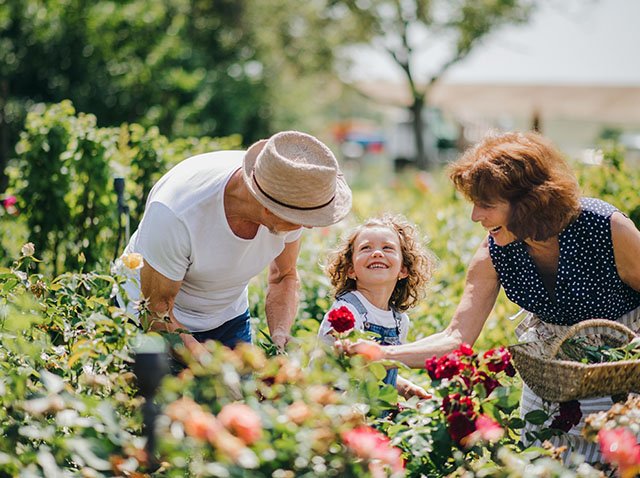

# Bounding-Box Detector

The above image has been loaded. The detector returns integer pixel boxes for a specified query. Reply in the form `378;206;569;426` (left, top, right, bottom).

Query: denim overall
337;292;402;388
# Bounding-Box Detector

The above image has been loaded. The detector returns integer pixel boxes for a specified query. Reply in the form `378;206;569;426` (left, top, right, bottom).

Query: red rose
328;306;356;333
435;355;465;380
425;355;439;379
455;343;475;357
550;400;582;432
473;371;501;396
442;393;475;417
483;346;516;376
447;411;476;444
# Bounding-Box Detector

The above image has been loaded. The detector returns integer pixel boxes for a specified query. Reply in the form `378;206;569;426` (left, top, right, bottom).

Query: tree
0;0;369;193
335;0;534;168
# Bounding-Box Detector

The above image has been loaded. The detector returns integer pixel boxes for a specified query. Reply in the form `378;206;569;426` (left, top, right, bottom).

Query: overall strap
337;291;370;328
391;307;402;335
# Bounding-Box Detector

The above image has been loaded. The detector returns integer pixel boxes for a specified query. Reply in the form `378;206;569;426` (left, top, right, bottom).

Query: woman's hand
336;339;385;361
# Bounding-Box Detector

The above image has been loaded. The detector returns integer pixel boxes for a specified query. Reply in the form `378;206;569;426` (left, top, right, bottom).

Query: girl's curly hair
325;213;436;311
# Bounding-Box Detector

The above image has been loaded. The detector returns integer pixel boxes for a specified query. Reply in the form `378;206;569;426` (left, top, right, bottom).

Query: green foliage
8;101;241;272
0;0;367;194
575;145;640;229
0;246;410;477
0;0;269;142
0;248;143;478
0;248;606;476
13;101;117;274
3;143;637;475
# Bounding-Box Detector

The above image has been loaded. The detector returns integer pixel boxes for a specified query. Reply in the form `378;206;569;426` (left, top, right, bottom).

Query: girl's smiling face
347;226;408;287
471;200;517;246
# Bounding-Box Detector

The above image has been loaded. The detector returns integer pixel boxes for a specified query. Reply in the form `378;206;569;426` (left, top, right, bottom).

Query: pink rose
217;402;263;445
342;426;405;474
598;428;640;478
475;414;504;443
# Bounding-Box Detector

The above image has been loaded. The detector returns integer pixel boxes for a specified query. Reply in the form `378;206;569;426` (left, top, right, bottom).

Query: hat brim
243;140;352;227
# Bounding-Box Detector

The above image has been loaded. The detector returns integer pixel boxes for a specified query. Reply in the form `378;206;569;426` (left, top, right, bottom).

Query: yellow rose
122;253;143;269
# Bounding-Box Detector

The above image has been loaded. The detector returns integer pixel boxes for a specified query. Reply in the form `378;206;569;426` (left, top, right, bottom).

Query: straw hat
243;131;352;227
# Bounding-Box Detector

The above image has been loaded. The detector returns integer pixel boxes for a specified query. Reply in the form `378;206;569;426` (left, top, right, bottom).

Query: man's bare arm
265;237;302;349
140;262;207;361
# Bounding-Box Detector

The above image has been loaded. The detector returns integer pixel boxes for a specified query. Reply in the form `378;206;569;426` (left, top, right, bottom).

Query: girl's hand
336;339;384;361
396;376;431;400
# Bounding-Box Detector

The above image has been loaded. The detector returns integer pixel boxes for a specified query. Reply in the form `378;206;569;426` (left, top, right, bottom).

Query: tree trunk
410;98;428;169
0;80;9;193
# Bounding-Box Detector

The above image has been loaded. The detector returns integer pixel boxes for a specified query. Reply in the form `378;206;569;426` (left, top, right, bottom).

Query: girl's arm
344;238;500;368
611;211;640;291
396;376;431;399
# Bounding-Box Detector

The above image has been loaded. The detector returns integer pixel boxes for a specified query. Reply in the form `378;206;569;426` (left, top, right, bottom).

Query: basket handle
549;318;638;359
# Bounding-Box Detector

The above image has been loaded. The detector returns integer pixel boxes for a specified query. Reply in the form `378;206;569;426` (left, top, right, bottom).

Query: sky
347;0;640;86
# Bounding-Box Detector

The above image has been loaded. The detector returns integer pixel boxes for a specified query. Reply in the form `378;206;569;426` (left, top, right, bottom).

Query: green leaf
2;279;18;292
369;362;387;381
524;409;549;425
487;385;521;411
160;331;185;351
377;384;398;405
508;417;526;429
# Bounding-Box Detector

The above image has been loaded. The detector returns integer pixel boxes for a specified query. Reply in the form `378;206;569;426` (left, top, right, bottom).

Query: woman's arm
345;239;501;368
611;211;640;291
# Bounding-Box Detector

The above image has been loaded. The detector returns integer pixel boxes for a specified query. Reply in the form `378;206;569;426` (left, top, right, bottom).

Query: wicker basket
508;319;640;402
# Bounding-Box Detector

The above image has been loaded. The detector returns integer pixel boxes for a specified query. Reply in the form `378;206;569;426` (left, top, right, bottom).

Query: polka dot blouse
488;198;640;325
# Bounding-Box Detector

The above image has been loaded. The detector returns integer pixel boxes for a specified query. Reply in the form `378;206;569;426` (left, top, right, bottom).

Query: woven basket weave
508;319;640;402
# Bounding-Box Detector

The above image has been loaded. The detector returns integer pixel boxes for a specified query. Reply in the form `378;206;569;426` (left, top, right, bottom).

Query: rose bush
2;116;637;476
0;245;607;478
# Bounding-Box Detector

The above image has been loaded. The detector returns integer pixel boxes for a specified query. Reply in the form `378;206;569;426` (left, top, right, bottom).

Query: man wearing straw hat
118;131;352;362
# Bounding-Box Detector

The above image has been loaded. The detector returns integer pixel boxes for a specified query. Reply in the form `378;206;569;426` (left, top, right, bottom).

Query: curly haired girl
318;213;436;398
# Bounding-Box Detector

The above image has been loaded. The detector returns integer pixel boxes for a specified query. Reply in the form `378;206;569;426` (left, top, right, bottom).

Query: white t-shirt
317;290;410;345
119;150;303;332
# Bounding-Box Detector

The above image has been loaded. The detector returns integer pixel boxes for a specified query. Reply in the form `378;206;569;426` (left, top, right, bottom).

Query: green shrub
9;101;241;273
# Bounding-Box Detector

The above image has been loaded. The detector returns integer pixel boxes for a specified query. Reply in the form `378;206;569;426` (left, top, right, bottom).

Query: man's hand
180;333;211;362
271;329;292;351
265;238;302;353
140;263;206;365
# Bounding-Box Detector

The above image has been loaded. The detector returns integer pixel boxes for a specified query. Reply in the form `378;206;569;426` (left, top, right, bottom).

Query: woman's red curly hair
448;131;582;241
